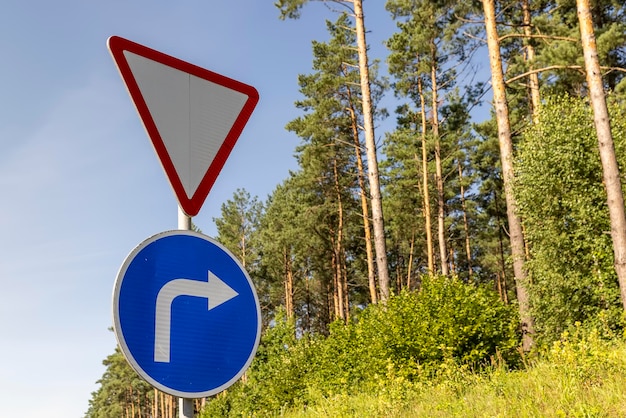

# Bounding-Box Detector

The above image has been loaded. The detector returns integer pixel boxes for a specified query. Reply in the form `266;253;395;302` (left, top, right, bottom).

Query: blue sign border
112;230;261;398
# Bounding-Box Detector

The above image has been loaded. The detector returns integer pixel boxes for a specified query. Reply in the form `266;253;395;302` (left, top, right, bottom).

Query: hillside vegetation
200;278;626;417
280;332;626;417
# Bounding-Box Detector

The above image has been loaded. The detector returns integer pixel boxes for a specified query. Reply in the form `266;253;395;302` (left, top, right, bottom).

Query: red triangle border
107;36;259;217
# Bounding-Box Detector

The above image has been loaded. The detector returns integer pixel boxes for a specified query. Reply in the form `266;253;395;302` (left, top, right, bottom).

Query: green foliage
260;12;387;329
275;0;308;20
201;277;520;416
515;94;626;343
282;329;626;417
500;0;625;105
347;276;520;375
545;323;626;384
214;188;263;271
213;188;276;326
85;346;153;418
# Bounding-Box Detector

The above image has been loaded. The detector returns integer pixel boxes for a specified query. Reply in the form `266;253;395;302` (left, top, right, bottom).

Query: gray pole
179;396;194;418
178;205;192;231
178;205;195;418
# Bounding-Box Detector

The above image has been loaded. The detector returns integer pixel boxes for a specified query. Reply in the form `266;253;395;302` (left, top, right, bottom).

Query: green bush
201;276;520;416
349;276;520;378
285;330;626;417
515;95;626;343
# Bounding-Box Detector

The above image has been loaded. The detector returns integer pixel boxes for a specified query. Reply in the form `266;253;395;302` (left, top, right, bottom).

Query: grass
282;332;626;418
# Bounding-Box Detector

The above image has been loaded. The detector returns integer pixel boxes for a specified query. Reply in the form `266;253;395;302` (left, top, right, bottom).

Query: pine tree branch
463;31;486;43
505;65;625;84
505;65;585;84
498;33;578;43
602;67;626;75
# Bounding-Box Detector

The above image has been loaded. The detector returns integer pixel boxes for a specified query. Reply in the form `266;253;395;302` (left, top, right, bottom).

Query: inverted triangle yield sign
107;36;259;216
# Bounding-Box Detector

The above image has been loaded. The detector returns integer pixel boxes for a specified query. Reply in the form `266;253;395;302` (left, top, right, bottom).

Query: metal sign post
178;205;193;418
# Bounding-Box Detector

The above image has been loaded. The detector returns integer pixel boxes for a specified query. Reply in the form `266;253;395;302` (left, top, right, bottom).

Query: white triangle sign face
107;36;259;216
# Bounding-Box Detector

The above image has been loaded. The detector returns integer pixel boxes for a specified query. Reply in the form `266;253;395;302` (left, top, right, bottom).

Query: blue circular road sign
112;230;261;398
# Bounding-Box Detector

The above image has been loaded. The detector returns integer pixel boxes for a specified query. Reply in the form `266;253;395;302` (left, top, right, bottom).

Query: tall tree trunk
130;386;135;418
495;190;509;303
450;246;457;275
305;266;312;332
407;230;415;288
332;156;348;320
354;0;391;300
160;389;165;418
346;102;377;303
325;274;333;325
283;248;295;318
458;161;473;276
577;0;626;311
430;43;449;276
496;271;508;303
153;388;157;418
340;243;349;319
239;212;247;269
331;249;341;320
522;0;541;122
418;77;435;274
482;0;535;351
396;258;403;291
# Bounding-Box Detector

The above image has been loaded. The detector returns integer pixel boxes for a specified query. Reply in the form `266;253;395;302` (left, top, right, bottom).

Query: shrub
202;276;521;416
303;275;520;395
352;276;521;377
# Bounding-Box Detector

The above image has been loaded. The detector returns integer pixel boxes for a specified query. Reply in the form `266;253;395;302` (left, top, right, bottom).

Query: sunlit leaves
515;95;626;342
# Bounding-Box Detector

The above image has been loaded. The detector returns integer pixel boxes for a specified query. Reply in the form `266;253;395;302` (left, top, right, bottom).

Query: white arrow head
206;271;239;310
154;270;239;363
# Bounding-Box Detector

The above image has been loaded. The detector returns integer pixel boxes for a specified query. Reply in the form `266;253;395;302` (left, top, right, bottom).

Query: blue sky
0;1;404;416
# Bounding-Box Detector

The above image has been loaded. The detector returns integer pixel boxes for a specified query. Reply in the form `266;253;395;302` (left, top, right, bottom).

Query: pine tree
85;345;178;418
276;0;392;301
384;0;481;279
214;188;263;271
285;15;369;321
259;180;305;324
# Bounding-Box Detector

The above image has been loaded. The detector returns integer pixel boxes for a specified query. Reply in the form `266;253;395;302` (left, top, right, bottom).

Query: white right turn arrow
154;271;238;363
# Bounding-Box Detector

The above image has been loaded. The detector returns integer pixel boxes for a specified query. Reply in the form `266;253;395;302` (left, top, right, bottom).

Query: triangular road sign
107;36;259;216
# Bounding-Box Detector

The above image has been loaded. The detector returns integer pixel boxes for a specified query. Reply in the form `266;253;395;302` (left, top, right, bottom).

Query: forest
86;0;626;416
